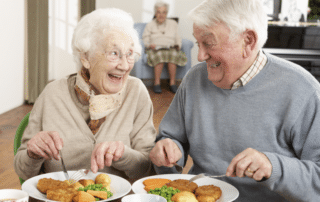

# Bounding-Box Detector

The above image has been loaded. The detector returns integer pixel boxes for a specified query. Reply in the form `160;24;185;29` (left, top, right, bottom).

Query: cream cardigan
142;19;182;49
14;74;157;180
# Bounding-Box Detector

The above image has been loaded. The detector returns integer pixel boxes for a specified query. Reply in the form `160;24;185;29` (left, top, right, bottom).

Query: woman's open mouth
108;74;123;81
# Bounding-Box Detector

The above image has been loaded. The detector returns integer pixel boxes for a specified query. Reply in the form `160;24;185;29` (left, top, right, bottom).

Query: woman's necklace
157;21;166;35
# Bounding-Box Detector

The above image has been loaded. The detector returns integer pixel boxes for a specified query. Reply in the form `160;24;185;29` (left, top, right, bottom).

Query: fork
189;173;227;182
68;169;90;185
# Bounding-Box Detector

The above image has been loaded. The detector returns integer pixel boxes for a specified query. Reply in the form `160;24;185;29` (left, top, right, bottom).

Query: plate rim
131;173;239;202
21;171;132;202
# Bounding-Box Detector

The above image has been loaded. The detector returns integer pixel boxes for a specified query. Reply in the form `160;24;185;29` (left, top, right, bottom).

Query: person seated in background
142;1;187;94
14;8;157;181
149;0;320;201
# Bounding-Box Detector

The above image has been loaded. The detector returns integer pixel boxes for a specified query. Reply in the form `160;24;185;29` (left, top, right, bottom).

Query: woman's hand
226;148;272;181
173;45;180;51
149;44;156;50
27;131;63;160
149;138;182;168
90;141;125;173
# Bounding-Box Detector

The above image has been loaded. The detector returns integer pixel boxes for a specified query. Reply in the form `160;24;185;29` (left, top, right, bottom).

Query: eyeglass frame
105;49;140;64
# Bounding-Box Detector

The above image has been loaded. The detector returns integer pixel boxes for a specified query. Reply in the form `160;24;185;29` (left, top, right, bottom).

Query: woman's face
81;29;135;94
155;6;167;24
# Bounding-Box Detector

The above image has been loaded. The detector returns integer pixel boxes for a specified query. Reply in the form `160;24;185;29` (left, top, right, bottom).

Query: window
48;0;79;80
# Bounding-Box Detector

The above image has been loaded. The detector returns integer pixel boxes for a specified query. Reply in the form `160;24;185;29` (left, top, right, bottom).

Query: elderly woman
142;1;187;94
14;8;157;181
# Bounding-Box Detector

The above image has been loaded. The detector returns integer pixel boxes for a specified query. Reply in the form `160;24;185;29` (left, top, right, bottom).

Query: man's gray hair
188;0;268;50
154;1;169;14
72;8;142;70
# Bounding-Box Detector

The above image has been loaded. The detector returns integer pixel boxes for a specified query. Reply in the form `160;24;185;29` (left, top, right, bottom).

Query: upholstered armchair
131;22;194;80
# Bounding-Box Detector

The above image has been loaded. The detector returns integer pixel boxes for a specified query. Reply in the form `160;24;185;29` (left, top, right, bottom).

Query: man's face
193;23;248;89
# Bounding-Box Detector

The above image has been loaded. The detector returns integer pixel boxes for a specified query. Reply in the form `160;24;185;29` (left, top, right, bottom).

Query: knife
59;150;69;180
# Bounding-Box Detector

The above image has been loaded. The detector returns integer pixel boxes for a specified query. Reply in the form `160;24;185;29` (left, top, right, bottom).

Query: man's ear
80;52;91;69
242;29;258;58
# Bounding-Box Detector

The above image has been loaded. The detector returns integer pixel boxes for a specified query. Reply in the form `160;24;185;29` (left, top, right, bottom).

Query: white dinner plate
132;174;239;202
21;171;131;202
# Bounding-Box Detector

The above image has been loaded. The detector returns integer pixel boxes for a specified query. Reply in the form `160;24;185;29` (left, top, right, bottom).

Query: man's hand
27;131;63;160
91;141;125;173
226;148;272;181
149;138;182;168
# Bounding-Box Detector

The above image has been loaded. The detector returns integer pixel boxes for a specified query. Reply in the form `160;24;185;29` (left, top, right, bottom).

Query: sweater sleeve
261;91;320;201
13;88;46;180
111;81;157;178
173;21;182;49
142;22;153;48
153;80;189;174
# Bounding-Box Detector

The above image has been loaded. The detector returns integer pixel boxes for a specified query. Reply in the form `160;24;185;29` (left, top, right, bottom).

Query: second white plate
132;174;239;202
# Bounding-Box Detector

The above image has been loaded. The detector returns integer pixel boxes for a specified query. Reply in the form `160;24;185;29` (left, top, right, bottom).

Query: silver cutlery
68;169;90;185
189;173;227;182
173;163;183;173
59;150;69;180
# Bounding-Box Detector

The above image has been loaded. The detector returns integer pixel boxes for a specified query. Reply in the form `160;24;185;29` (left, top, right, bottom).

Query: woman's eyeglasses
106;49;140;64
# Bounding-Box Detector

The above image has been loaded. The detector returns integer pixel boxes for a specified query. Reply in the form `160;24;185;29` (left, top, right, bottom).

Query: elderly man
149;0;320;201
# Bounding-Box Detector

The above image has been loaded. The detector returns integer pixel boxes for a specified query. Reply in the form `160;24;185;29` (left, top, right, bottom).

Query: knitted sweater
155;53;320;201
142;19;182;49
14;74;157;180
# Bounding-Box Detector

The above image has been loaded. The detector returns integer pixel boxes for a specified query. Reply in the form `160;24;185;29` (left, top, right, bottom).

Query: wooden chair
13;112;30;185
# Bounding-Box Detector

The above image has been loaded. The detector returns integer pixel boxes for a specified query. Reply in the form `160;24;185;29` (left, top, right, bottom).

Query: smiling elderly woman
14;8;157;180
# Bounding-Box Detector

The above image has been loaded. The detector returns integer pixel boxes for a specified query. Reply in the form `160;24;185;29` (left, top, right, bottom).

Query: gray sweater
155;53;320;201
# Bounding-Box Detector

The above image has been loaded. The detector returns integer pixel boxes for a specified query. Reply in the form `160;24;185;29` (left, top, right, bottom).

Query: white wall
0;1;25;115
96;0;202;68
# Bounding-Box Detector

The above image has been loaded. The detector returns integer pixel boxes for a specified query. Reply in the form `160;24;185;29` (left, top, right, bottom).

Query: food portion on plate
143;178;222;202
36;173;113;202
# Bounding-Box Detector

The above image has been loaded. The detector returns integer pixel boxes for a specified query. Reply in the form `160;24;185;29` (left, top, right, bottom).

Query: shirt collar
231;49;267;90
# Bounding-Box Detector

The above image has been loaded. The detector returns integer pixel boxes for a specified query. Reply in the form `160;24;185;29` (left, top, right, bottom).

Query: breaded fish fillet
37;178;70;193
166;179;198;192
143;178;171;186
143;178;172;192
195;185;222;202
47;188;78;202
171;191;198;202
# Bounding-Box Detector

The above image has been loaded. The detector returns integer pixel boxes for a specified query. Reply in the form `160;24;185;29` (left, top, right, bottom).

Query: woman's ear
80;52;91;69
242;29;258;58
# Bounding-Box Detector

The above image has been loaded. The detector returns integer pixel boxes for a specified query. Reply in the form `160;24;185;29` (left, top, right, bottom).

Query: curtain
25;0;48;104
80;0;96;17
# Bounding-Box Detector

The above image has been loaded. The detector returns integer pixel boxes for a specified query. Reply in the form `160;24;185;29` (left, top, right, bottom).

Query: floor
0;82;193;189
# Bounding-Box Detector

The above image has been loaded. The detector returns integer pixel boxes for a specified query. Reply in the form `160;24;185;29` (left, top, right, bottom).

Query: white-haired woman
142;1;187;93
14;8;157;180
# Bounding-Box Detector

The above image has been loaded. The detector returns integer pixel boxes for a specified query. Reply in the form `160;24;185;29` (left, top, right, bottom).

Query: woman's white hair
188;0;268;50
72;8;142;70
154;1;169;14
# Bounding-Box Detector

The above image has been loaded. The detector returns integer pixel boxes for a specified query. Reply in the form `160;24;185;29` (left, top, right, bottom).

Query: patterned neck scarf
74;67;126;134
